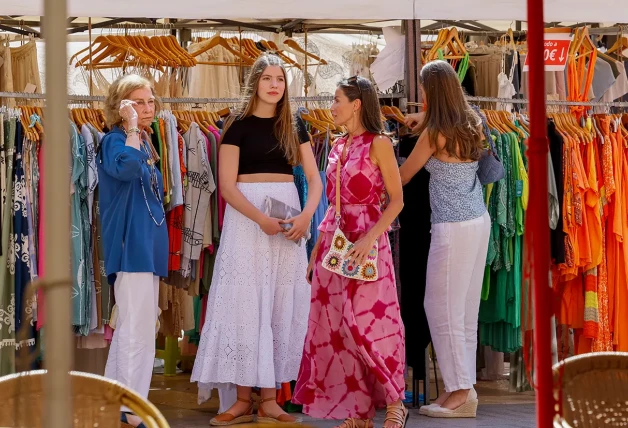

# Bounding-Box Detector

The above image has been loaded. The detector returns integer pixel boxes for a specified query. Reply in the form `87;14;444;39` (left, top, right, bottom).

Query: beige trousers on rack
104;272;159;411
425;212;491;392
10;41;42;106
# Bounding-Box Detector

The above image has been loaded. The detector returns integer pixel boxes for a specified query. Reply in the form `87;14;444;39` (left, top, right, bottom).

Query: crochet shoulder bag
321;139;379;281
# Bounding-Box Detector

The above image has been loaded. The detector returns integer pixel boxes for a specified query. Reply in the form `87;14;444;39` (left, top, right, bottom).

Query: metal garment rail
0;92;404;103
4;91;627;108
466;95;628;108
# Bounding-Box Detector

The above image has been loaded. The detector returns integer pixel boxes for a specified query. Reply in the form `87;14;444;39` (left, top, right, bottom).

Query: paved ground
300;405;536;427
149;372;536;427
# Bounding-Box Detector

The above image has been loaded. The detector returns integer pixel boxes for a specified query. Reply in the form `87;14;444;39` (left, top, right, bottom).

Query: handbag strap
486;132;498;154
335;136;351;224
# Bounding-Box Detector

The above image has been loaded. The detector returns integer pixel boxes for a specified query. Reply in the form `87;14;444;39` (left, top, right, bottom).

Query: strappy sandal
257;396;302;424
335;418;373;428
210;396;255;426
384;402;409;428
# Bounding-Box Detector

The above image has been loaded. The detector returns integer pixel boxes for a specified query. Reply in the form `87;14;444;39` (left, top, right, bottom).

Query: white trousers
104;272;159;410
424;212;491;392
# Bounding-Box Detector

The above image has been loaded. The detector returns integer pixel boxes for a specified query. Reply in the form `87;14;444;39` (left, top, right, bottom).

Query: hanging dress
0;116;16;374
12;121;37;366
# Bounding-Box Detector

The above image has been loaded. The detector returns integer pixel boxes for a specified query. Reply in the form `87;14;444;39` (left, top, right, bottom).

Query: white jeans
425;212;491;392
104;272;159;410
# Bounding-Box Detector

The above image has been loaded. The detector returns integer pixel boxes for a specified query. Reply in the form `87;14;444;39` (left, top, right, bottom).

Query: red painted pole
526;1;554;427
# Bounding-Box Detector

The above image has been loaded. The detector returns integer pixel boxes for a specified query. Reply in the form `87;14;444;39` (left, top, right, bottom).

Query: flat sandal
257;396;302;424
335;418;373;428
210;396;255;426
384;403;409;428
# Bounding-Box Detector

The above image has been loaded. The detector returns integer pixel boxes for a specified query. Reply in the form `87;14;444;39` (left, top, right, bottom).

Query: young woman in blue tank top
399;60;491;419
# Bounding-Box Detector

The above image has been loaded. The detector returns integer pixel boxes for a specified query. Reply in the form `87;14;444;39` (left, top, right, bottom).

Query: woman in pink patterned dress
293;76;407;428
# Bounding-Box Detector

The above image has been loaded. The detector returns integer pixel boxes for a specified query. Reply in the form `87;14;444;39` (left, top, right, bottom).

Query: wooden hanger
190;34;255;66
382;106;405;124
516;113;530;134
73;35;157;70
300;111;329;133
482;109;504;133
496;111;525;139
607;35;628;57
566;112;592;143
262;40;301;69
283;38;327;65
425;28;450;62
498;28;516;51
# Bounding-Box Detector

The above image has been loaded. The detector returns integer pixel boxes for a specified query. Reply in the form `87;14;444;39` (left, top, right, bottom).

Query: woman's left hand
280;214;311;242
346;235;376;267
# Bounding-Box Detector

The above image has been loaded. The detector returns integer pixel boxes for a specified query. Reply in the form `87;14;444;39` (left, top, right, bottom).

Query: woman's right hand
258;216;284;236
119;99;139;125
404;112;425;131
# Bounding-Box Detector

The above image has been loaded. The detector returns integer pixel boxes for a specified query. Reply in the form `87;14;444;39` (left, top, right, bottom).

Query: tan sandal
384;402;409;428
257;396;302;424
210;396;255;426
335;418;373;428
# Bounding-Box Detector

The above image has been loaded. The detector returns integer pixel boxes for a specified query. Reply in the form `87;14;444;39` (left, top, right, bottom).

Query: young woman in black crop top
191;54;322;426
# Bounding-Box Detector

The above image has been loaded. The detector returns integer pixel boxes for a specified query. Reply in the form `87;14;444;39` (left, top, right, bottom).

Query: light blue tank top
424;157;487;224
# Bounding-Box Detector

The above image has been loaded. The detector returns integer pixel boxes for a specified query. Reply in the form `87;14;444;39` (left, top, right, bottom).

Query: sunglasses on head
347;75;362;96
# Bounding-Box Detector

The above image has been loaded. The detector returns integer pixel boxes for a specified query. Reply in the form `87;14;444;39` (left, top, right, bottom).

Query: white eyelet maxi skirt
191;182;310;401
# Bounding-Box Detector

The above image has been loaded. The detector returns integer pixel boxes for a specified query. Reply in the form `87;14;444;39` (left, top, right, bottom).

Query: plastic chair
553;352;628;427
0;369;170;428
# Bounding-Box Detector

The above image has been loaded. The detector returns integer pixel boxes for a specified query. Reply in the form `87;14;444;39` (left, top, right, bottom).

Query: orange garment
607;129;624;340
615;134;628;351
558;276;585;329
570;141;593;269
566;42;597;120
560;134;579;279
276;382;293;406
582;141;603;270
592;136;613;352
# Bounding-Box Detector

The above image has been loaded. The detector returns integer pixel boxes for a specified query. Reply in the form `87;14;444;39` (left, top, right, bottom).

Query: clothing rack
465;95;628;108
0;92;404;104
10;91;625;111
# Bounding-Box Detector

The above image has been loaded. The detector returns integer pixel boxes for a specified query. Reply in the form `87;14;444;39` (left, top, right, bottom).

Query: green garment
0;117;16;375
70;122;91;335
479;130;526;354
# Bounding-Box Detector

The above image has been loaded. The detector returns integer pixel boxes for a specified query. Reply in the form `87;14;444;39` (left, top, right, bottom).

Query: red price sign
523;32;572;72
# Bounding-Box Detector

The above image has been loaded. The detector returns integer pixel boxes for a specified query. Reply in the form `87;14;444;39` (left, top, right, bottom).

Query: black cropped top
221;114;310;175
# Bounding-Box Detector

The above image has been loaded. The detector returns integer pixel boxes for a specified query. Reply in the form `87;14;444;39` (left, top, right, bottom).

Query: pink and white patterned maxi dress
293;132;406;420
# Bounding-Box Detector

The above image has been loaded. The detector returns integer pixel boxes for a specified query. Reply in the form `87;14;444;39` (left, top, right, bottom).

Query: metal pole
42;0;72;426
304;25;308;109
526;0;553;426
88;17;93;98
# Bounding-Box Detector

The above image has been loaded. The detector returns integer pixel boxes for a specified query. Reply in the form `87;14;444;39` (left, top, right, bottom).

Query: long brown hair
222;54;301;165
337;76;384;134
416;60;483;161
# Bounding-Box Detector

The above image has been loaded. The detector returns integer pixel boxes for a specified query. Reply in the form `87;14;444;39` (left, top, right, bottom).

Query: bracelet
126;126;141;135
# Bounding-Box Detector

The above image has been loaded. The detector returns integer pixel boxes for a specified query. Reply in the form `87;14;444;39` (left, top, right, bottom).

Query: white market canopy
4;0;628;23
